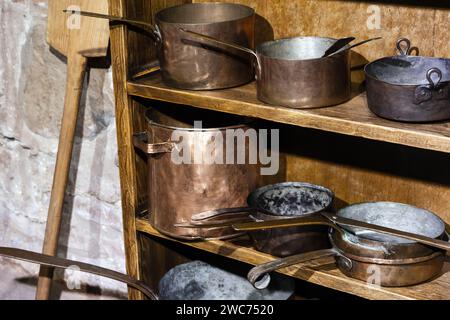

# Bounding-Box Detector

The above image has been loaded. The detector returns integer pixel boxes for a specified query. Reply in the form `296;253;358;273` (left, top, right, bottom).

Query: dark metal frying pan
178;182;334;257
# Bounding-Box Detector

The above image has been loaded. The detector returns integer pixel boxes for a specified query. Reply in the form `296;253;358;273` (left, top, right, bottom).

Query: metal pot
158;261;294;300
181;30;353;108
245;202;448;288
365;38;450;122
181;182;334;257
133;106;261;240
74;3;255;90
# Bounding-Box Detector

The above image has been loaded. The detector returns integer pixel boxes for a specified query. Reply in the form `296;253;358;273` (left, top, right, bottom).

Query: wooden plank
109;0;143;300
194;0;450;59
128;76;450;154
136;218;450;301
47;0;110;57
281;127;450;224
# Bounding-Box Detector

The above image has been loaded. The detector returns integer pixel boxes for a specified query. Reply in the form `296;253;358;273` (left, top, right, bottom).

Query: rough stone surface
0;0;127;299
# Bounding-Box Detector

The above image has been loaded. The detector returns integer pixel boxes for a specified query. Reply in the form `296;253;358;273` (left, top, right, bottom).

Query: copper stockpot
245;202;448;289
133;106;261;240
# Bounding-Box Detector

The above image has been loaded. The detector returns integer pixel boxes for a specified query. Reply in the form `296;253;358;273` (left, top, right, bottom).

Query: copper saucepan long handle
64;10;157;32
327;37;382;57
247;249;338;289
234;212;450;252
321;212;450;252
175;207;255;229
233;214;336;231
0;247;158;300
179;29;261;72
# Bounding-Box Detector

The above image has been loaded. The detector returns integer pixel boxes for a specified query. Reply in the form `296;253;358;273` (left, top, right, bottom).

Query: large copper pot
134;106;260;240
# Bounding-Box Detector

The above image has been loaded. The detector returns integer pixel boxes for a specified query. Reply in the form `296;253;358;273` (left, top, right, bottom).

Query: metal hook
426;68;443;89
396;38;412;56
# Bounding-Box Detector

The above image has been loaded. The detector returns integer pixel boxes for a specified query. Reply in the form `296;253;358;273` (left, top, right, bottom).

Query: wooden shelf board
136;217;450;300
128;75;450;154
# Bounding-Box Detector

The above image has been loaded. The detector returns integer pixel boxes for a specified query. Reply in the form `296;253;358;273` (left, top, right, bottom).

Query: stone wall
0;0;126;299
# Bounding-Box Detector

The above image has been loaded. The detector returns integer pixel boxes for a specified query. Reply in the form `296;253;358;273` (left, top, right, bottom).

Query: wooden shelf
128;75;450;154
136;217;450;301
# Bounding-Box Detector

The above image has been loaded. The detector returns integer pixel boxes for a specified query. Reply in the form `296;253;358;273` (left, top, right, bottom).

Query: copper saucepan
68;3;255;90
235;202;449;288
180;29;381;108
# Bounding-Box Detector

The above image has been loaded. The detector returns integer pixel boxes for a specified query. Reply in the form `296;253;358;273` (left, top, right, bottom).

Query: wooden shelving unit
108;0;450;300
128;76;450;154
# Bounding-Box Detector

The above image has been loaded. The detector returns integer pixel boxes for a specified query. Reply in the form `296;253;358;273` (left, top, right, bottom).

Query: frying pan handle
0;247;158;300
178;28;262;78
247;249;338;290
133;132;175;154
191;207;255;221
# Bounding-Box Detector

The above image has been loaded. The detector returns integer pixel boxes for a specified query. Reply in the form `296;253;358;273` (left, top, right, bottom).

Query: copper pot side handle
321;212;450;252
133;132;175;154
0;247;158;300
247;249;338;290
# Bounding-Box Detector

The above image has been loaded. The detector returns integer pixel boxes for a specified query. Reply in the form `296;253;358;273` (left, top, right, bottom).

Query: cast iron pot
183;182;334;257
365;38;450;122
244;202;448;288
133;105;261;240
74;3;255;90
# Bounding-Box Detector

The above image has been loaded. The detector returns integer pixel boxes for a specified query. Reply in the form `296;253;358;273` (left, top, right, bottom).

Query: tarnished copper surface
256;38;352;109
135;107;260;240
156;3;255;90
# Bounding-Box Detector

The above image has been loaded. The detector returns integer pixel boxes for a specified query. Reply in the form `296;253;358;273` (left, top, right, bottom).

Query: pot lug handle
133;132;175;154
426;68;443;89
247;249;338;290
179;28;261;78
396;38;412;56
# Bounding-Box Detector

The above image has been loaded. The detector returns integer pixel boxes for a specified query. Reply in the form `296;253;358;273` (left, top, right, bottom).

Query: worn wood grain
47;0;110;57
194;0;450;60
128;76;450;154
136;218;450;301
109;0;144;300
